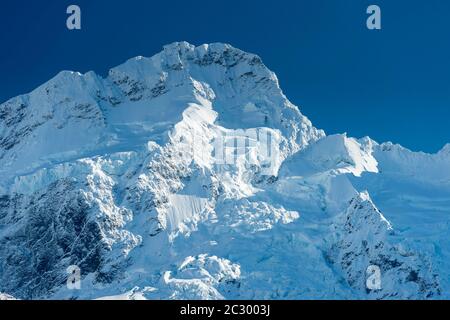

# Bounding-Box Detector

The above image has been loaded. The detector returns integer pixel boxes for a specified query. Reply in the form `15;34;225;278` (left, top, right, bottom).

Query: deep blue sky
1;0;449;152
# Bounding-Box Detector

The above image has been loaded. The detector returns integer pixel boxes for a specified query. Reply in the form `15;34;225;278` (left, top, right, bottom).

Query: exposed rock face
329;192;440;299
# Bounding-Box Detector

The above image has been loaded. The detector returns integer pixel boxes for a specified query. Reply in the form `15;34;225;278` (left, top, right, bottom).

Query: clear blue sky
1;0;449;152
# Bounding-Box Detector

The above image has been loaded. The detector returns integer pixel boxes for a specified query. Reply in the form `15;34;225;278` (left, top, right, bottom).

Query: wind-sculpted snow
0;293;17;300
161;255;241;300
0;42;447;299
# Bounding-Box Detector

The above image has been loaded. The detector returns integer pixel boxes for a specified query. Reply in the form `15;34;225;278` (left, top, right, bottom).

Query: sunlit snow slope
0;42;448;300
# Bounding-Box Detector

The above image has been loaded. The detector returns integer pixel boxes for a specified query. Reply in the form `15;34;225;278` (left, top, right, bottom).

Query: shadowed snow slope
0;42;448;300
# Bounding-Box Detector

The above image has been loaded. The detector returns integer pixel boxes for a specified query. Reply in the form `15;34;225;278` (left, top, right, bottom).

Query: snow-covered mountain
0;42;448;300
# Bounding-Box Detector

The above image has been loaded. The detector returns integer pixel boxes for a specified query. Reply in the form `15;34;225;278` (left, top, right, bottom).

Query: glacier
0;42;448;300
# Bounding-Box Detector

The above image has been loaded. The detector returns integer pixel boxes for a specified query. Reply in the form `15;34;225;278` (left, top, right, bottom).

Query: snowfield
0;42;448;300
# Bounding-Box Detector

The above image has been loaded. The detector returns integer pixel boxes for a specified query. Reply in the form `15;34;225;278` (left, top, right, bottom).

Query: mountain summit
0;42;448;299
